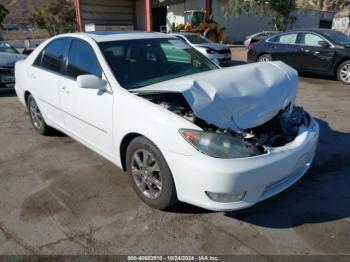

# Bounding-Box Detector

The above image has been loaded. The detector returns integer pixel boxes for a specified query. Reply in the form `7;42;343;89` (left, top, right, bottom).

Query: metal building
74;0;334;43
74;0;212;33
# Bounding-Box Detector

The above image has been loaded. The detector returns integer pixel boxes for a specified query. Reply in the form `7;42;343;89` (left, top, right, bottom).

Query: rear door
296;32;335;72
267;32;300;69
28;38;70;128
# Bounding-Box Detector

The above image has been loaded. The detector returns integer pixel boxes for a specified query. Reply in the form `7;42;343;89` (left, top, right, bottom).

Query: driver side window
302;33;325;47
65;40;102;79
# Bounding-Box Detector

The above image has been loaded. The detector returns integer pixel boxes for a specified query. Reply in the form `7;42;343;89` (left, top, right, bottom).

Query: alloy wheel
131;149;162;199
259;57;270;62
29;99;44;130
339;63;350;83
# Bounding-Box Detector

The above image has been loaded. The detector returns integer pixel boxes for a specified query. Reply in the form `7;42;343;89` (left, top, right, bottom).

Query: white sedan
15;32;319;211
170;32;231;64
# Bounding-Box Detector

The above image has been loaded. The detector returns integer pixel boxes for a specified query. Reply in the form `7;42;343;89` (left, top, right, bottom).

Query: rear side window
278;33;298;44
66;40;102;79
268;35;279;42
35;39;70;73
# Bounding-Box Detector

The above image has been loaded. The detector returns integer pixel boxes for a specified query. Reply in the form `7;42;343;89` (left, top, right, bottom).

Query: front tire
257;54;272;62
27;95;56;136
337;60;350;85
126;137;178;210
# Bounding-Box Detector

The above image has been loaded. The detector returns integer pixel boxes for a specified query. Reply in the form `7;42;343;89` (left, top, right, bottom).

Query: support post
74;0;83;32
205;0;212;20
145;0;152;32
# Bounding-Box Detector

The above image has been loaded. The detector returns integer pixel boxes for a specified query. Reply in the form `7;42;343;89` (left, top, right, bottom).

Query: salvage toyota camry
14;32;319;211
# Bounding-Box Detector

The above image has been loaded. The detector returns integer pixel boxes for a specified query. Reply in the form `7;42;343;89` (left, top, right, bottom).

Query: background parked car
243;31;278;47
22;48;35;56
0;42;27;88
247;29;350;85
170;32;231;65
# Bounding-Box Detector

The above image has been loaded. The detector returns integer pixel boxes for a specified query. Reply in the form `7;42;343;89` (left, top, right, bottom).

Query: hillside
1;0;45;23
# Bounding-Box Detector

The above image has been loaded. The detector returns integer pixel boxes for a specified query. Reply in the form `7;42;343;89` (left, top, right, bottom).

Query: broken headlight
180;129;261;159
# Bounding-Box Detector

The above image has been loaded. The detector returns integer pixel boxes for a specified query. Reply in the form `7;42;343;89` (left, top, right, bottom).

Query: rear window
185;34;210;44
0;43;18;54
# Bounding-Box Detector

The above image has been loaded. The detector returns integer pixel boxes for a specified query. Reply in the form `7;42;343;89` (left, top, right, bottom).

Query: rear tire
126;136;178;210
27;95;56;136
257;54;272;62
337;60;350;85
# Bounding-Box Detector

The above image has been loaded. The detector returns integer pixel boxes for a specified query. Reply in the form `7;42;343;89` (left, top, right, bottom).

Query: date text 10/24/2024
127;256;220;261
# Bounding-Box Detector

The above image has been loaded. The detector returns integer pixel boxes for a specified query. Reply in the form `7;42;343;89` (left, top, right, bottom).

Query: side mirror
77;74;107;91
318;40;330;48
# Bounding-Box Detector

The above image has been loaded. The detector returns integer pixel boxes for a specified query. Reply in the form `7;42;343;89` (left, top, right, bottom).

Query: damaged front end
132;61;308;158
245;105;310;148
136;91;310;158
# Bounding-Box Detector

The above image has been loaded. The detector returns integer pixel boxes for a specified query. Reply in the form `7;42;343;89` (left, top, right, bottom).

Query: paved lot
0;48;350;255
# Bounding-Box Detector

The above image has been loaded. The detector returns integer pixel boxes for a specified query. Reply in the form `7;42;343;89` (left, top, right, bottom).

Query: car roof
60;31;175;42
283;28;338;34
257;31;276;34
170;32;200;37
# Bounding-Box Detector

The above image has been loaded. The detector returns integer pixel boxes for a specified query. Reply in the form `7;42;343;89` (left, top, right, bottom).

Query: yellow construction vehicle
175;10;225;43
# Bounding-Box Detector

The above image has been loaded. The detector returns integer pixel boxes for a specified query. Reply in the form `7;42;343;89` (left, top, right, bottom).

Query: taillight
248;44;254;50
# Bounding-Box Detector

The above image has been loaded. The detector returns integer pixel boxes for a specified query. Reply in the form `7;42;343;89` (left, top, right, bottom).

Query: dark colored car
0;42;27;88
247;29;350;85
243;31;278;47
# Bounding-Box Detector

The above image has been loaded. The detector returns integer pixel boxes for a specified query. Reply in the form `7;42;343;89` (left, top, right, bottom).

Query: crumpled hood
134;61;299;130
0;52;27;68
194;42;230;51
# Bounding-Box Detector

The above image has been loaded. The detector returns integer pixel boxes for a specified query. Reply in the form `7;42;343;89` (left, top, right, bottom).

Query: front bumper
0;67;15;88
162;118;319;211
207;52;232;62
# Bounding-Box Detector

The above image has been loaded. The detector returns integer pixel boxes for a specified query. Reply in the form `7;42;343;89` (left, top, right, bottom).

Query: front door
297;32;335;73
60;39;114;159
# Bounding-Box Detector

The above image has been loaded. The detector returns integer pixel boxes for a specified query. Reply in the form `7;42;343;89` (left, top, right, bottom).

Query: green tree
31;0;75;36
228;0;297;31
303;0;350;11
0;4;9;40
0;4;9;29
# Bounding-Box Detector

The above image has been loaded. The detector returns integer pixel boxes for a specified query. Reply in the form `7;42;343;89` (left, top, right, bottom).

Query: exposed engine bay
137;92;310;154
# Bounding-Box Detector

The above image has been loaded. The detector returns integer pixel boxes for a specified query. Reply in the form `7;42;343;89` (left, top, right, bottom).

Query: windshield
323;31;350;45
0;43;18;54
99;38;218;90
184;11;205;26
185;34;210;44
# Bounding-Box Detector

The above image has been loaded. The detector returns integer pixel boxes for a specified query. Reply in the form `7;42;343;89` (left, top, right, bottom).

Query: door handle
30;73;37;79
61;86;70;94
301;49;319;55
